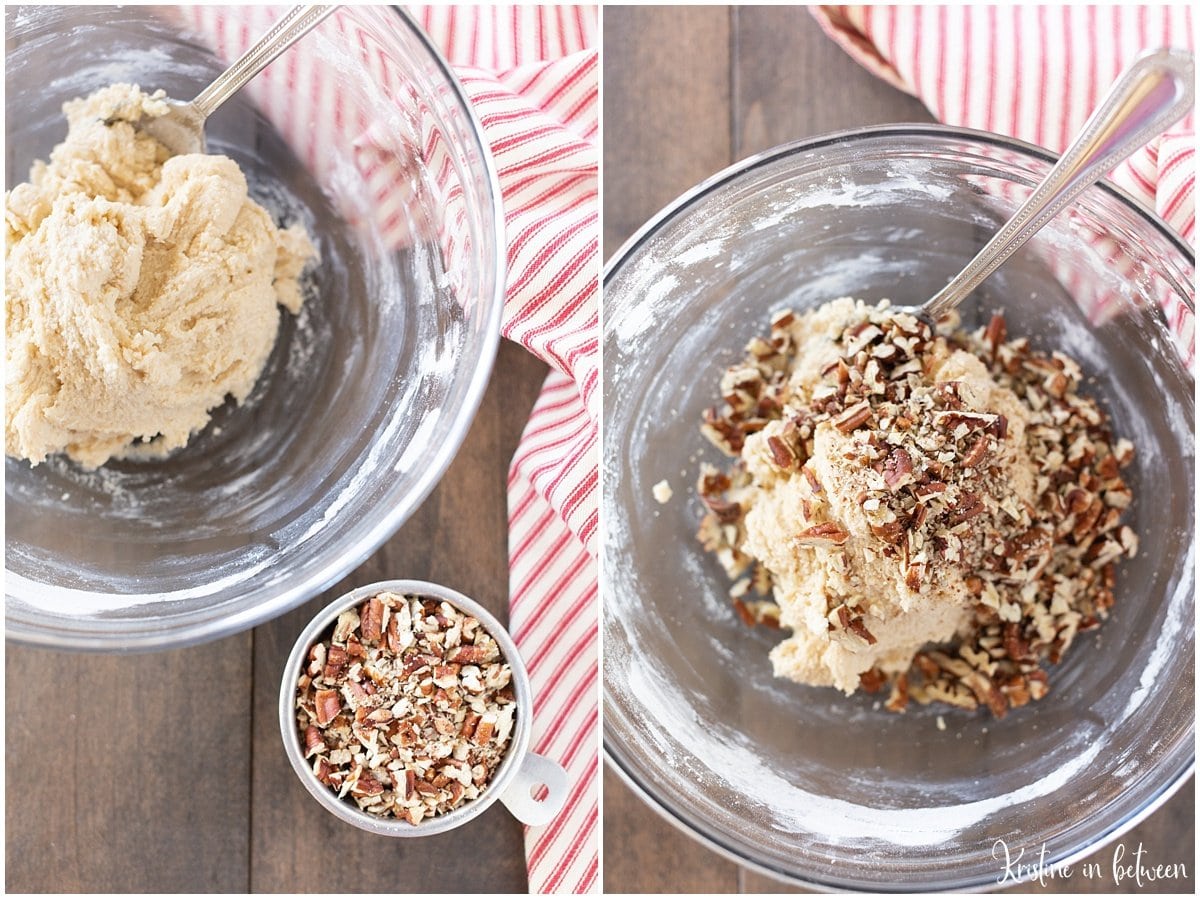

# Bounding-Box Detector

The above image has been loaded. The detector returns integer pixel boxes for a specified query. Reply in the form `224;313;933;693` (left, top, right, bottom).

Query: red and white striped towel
413;6;600;894
812;5;1195;245
175;5;598;893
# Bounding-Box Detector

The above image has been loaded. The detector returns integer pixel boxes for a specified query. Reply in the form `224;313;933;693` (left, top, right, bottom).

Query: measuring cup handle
498;751;569;827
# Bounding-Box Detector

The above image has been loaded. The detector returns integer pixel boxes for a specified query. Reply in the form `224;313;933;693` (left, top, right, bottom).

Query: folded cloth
175;5;598;893
812;5;1195;244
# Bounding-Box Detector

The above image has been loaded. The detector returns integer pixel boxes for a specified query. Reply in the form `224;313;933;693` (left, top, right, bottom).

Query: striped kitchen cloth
174;5;599;893
812;5;1195;244
412;7;600;894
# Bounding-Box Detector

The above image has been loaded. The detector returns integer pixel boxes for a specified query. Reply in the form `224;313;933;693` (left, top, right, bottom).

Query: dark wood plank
601;9;736;888
249;339;548;893
5;637;253;892
732;6;934;155
602;765;740;894
602;5;733;260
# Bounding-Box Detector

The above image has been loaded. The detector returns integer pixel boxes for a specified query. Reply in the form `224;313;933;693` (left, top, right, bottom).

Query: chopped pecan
1002;623;1030;662
352;772;385;798
859;667;887;693
833;401;872;433
869;520;906;545
701;495;743;523
446;644;490;664
904;563;925;591
314;690;341;727
360;597;384;644
846;616;877;645
314;757;334;785
802;465;823;494
296;592;515;823
961;436;990;468
796;522;850;546
304;725;326;758
474;715;496;745
324;645;349;680
460;712;481;740
947;492;985;525
766;435;796;469
882;447;914;490
731;596;756;627
983;313;1006;359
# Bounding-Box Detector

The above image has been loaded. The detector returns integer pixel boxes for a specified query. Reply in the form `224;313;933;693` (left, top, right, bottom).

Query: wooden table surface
5;340;548;893
601;6;1195;894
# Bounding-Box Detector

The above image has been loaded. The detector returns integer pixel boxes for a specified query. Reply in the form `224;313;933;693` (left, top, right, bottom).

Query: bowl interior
603;128;1194;890
5;6;502;649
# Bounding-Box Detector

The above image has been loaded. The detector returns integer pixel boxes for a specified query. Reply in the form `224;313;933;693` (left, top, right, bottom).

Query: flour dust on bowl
5;6;504;650
280;580;569;836
602;127;1194;891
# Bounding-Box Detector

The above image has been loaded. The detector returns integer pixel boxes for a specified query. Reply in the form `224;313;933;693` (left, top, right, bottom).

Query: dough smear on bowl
697;298;1138;717
5;83;315;468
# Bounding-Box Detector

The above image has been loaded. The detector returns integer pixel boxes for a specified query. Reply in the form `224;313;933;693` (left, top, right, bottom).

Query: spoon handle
924;47;1194;319
191;5;338;119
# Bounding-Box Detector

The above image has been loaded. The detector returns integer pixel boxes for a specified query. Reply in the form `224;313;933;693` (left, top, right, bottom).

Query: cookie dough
698;298;1137;715
737;301;1034;692
5;83;314;467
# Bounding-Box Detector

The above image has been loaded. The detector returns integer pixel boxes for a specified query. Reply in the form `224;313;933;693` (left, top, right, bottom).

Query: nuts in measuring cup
295;591;516;824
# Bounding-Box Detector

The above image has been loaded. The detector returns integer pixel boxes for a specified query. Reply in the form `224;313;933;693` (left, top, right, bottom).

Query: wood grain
732;6;933;158
602;765;740;894
601;5;1194;894
602;5;732;260
5;639;253;892
248;340;546;893
6;340;548;893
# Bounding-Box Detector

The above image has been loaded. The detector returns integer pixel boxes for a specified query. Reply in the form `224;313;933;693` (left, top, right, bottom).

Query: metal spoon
921;47;1194;320
140;5;337;156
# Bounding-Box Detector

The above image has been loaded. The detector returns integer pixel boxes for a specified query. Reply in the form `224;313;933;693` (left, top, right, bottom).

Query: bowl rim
602;123;1196;298
278;579;532;837
4;6;507;652
603;743;1194;894
601;123;1196;891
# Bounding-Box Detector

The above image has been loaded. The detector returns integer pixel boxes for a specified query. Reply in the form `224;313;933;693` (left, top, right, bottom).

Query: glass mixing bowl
5;6;503;649
602;127;1194;891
